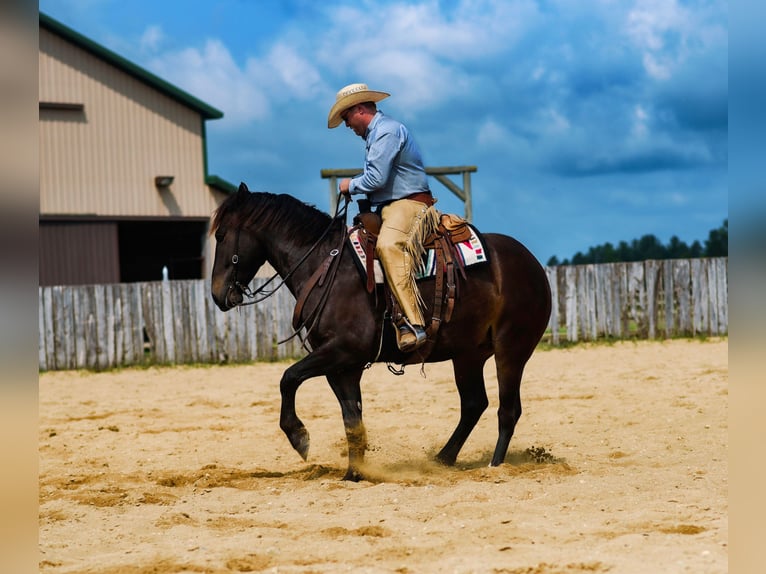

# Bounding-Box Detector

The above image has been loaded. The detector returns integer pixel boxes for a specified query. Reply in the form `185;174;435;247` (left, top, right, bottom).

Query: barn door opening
118;220;208;282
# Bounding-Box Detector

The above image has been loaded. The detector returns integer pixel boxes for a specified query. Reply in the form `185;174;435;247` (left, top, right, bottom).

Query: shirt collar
365;111;383;139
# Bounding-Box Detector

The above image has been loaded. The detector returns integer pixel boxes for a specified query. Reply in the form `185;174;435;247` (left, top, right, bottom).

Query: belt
374;192;434;213
402;191;435;206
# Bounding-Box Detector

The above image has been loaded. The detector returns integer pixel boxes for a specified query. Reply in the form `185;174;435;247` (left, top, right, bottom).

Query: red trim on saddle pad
348;224;489;286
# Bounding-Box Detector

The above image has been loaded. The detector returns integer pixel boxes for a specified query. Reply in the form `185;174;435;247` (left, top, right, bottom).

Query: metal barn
39;13;235;286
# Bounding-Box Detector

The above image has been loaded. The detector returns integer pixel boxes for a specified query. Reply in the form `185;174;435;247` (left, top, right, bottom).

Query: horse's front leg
278;349;339;461
327;370;366;481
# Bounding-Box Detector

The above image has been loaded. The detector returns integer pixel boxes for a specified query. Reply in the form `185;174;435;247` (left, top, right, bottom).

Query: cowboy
328;83;438;352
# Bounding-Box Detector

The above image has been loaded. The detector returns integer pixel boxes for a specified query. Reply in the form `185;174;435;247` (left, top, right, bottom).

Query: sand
39;338;728;574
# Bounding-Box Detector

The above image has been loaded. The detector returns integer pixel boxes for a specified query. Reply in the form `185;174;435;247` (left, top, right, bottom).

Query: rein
229;196;349;336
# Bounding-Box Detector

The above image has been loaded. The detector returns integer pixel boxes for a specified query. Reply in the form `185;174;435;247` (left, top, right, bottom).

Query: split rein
227;195;351;342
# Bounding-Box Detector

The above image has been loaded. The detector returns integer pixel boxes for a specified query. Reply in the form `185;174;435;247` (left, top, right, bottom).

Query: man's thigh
378;200;422;247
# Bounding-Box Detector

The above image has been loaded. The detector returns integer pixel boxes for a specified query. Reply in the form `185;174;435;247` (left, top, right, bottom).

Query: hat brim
327;90;390;128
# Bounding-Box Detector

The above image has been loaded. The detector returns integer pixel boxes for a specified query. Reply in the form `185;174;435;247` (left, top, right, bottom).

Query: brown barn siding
39;220;120;286
39;15;233;285
39;27;219;219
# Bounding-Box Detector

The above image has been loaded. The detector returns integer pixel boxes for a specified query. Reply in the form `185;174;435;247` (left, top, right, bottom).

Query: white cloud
148;39;270;126
626;0;684;78
264;43;324;98
139;25;163;52
542;107;570;134
631;104;649;139
144;32;327;128
375;0;534;59
641;53;670;80
625;0;726;80
315;0;541;111
476;119;510;146
133;0;556;127
666;191;689;206
368;50;469;111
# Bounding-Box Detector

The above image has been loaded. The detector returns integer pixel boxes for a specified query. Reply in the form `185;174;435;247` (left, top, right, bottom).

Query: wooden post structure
320;165;477;222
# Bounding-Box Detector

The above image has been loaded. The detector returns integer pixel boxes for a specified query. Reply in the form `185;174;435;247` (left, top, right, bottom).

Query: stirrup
395;318;427;352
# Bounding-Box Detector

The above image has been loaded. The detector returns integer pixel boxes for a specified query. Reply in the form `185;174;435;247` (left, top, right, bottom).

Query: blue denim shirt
348;112;430;207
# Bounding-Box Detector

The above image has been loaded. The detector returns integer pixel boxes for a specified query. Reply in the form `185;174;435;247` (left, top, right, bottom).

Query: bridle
224;194;350;310
224;226;255;307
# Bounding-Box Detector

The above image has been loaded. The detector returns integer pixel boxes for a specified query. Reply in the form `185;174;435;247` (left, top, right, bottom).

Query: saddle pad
348;224;488;284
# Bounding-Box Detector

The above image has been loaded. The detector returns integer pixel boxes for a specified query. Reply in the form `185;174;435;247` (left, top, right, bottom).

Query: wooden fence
38;257;727;371
544;257;727;344
38;279;304;371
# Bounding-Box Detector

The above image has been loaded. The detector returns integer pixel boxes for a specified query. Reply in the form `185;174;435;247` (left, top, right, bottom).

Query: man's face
342;105;367;138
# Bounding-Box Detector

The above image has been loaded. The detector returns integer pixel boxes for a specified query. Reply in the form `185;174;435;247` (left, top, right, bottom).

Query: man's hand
338;178;352;197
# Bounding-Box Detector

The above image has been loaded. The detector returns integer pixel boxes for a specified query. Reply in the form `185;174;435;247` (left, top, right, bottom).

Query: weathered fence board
545;267;560;345
38;258;727;371
543;257;727;344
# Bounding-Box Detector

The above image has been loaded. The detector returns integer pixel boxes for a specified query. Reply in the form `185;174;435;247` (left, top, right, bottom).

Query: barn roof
40;12;224;120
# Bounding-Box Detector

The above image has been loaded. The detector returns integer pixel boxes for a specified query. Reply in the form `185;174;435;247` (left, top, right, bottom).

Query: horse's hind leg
327;369;366;481
436;355;489;466
490;343;533;466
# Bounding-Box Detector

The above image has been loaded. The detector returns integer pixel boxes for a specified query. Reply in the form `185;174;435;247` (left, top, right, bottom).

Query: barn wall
39;27;221;220
39;220;120;286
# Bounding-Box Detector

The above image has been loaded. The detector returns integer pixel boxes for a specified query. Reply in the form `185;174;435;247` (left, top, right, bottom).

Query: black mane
211;190;337;244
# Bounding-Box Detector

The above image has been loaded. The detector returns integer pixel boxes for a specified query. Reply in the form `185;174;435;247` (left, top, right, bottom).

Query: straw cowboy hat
327;83;390;128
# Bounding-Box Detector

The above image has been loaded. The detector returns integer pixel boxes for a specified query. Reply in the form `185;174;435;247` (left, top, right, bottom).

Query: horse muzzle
212;281;243;311
224;283;245;309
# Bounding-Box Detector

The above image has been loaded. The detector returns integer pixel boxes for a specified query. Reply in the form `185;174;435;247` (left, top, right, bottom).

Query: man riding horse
328;83;439;353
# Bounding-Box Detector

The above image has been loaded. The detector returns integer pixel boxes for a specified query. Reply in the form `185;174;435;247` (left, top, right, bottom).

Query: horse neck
259;224;344;296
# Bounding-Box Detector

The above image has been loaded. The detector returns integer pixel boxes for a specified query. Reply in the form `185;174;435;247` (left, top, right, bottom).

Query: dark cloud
546;144;708;177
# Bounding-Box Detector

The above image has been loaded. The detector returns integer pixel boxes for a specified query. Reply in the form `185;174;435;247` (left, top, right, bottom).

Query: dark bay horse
210;183;551;480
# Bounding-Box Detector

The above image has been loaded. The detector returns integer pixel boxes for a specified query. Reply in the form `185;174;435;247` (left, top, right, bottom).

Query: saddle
351;211;469;340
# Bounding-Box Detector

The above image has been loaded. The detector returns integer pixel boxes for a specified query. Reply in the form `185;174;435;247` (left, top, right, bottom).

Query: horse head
210;182;268;311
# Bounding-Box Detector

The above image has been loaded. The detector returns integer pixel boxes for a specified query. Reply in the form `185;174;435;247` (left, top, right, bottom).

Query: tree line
547;219;727;266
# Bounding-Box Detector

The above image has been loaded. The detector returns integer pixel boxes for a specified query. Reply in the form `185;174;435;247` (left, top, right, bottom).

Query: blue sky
39;0;728;264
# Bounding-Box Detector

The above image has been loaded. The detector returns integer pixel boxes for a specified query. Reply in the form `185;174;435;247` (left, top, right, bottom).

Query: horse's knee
497;403;521;427
463;395;489;423
279;372;300;396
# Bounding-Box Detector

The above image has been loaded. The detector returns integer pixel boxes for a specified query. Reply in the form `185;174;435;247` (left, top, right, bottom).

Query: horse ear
238;182;249;195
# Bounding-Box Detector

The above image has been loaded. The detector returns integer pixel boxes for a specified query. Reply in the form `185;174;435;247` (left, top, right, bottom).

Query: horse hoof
290;429;310;461
343;468;364;482
435;452;456;467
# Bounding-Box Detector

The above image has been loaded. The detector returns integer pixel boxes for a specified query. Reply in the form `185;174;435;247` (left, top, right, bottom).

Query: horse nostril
225;285;244;309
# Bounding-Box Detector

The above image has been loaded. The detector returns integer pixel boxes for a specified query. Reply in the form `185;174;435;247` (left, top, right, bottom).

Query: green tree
571;251;587;265
636;234;666;260
616;240;632;262
546;218;728;265
704;219;728;256
666;235;691;259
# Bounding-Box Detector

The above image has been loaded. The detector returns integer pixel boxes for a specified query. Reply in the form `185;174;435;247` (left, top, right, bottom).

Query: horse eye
215;229;225;242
